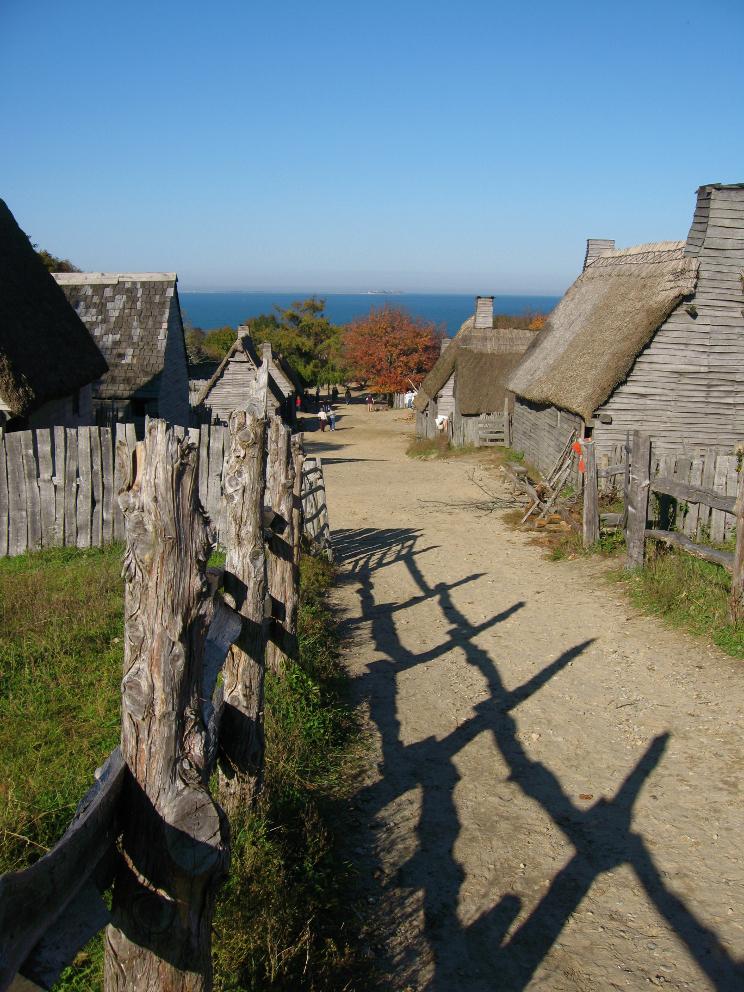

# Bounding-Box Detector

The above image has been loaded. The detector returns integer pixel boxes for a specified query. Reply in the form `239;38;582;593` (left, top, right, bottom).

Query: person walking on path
318;406;328;432
366;393;373;412
345;386;352;405
329;408;337;431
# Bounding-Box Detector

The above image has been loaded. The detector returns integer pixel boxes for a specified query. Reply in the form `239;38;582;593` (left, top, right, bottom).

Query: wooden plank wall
512;399;583;480
593;186;744;455
0;425;227;557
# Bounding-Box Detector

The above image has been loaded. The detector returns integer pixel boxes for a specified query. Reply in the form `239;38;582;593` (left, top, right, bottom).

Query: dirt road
304;402;744;992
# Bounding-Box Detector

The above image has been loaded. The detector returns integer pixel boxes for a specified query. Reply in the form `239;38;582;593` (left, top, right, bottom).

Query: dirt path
303;402;744;992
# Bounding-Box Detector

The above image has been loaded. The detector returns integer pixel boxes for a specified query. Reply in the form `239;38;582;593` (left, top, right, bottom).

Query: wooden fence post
503;396;511;448
582;440;599;547
104;420;229;992
265;418;298;675
291;435;305;568
625;431;651;570
729;465;744;623
218;411;268;814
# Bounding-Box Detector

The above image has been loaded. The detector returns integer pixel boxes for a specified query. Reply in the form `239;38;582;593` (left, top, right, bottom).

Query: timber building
0;199;107;432
415;296;534;446
508;183;744;476
54;271;190;431
194;330;288;425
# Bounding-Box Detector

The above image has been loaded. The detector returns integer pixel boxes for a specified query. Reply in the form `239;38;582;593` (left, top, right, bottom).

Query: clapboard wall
0;424;228;557
593;184;744;455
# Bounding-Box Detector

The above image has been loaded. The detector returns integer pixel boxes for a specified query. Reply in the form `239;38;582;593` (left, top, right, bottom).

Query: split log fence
0;413;332;992
0;424;331;560
579;432;744;621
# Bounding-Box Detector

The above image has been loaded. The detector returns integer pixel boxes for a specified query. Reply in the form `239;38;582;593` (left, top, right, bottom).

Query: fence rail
0;414;330;991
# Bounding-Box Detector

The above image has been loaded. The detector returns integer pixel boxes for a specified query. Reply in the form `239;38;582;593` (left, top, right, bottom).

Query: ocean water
178;292;559;335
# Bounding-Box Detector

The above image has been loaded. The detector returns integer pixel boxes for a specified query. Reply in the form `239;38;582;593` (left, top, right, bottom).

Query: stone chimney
261;341;273;364
583;239;615;270
474;295;494;329
440;337;453;353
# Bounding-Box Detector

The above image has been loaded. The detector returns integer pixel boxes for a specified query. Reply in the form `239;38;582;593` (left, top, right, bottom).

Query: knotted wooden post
104;421;229;992
218;411;267;813
265;418;298;675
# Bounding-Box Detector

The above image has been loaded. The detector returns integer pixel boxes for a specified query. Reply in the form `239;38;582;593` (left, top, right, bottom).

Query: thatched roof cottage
507;183;744;476
54;271;190;430
194;330;287;425
415;296;534;446
0;200;107;431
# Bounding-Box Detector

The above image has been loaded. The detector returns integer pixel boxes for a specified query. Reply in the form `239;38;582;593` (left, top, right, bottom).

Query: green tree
35;247;80;273
202;326;237;360
246;298;345;387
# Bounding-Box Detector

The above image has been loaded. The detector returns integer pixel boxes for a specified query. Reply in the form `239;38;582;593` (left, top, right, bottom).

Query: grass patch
406;435;475;459
610;549;744;658
0;545;124;875
1;546;365;991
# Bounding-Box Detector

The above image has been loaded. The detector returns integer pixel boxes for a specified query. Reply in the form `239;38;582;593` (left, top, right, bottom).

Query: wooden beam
625;432;651;570
650;476;735;514
645;529;734;572
0;750;124;992
729;469;744;622
582;441;599;547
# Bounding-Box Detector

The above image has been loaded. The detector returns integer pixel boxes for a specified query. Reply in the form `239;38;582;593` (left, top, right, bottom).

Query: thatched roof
54;272;184;400
0;199;108;416
507;242;699;422
414;324;534;415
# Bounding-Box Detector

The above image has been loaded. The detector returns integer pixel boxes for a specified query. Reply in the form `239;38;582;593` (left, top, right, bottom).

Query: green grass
610;549;744;659
0;546;366;991
0;545;124;875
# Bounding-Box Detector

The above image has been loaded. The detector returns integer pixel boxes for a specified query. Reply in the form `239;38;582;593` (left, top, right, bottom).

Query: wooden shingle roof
54;272;184;400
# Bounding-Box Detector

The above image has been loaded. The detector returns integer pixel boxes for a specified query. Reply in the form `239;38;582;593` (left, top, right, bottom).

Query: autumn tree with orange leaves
343;306;443;394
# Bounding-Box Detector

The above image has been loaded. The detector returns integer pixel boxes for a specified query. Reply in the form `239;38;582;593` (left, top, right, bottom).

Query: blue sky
2;0;743;294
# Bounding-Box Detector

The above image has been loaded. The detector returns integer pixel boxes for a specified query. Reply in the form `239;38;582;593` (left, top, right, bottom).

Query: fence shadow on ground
334;526;744;991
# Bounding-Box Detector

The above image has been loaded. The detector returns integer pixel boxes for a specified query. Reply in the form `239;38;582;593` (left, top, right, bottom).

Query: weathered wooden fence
301;456;333;560
0;424;328;558
580;432;744;620
0;414;329;991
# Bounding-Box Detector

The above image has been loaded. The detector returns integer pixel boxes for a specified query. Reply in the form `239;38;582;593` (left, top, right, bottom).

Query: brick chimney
583;239;615;270
474;295;494;329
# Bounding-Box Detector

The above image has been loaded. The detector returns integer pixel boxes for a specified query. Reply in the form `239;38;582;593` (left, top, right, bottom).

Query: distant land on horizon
179;291;561;335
